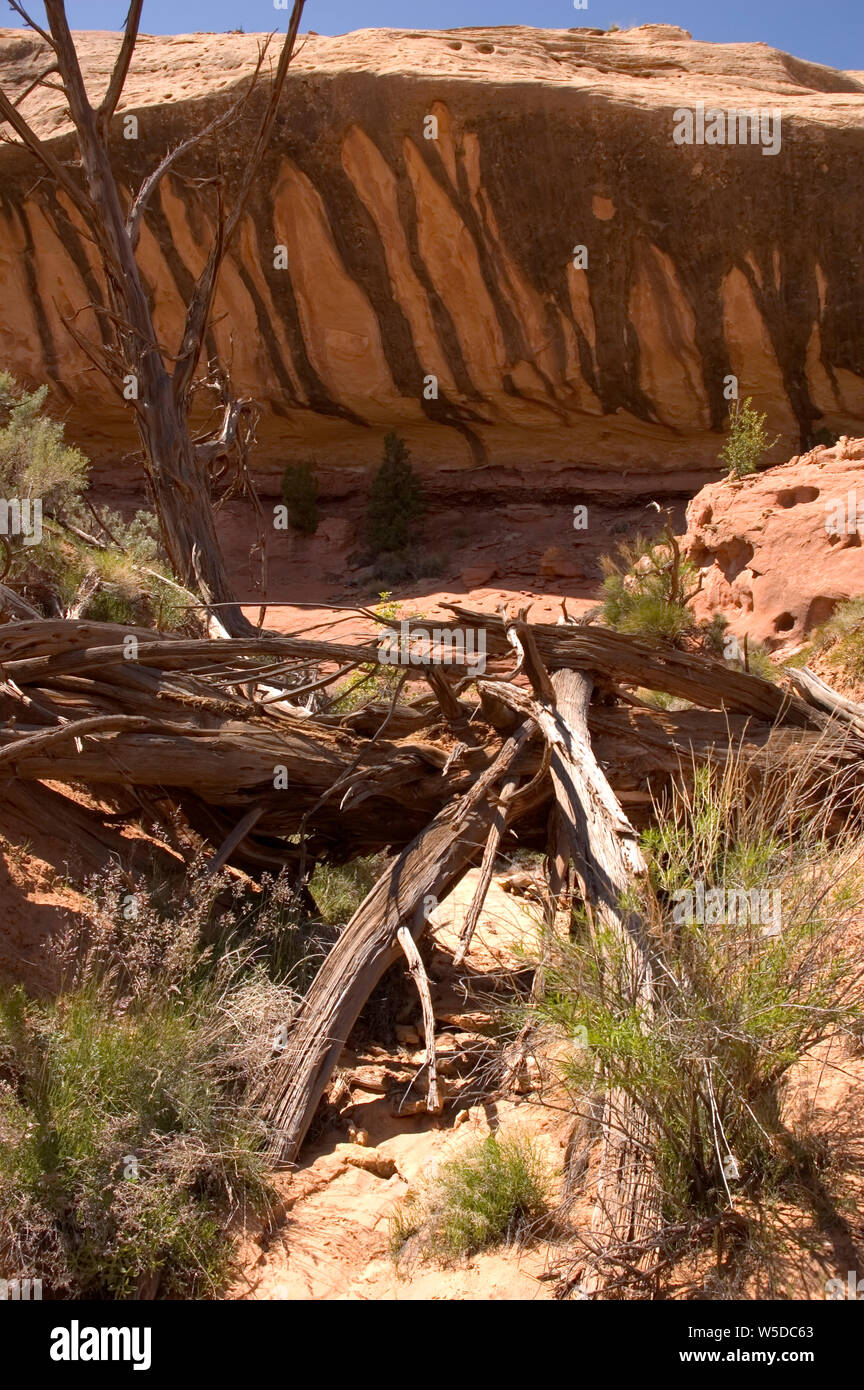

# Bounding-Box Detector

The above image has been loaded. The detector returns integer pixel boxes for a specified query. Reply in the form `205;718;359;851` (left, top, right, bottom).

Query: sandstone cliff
1;23;863;486
683;435;864;647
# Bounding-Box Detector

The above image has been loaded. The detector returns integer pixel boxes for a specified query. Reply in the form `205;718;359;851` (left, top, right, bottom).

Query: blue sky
12;1;864;71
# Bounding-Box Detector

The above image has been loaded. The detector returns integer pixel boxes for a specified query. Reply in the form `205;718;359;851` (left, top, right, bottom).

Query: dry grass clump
0;863;323;1299
531;743;864;1274
390;1130;550;1266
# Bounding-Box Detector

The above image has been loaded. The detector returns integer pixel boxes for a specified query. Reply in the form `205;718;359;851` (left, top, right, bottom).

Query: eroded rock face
682;437;864;646
1;24;863;484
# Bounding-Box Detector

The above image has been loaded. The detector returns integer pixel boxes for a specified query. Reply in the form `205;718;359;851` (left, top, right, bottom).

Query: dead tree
0;1;306;634
478;620;662;1284
0;607;860;1289
260;723;545;1161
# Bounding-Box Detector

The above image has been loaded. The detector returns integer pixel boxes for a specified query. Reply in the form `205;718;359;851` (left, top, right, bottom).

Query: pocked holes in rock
475;42;495;53
829;529;863;549
687;543;712;569
775;486;820;509
713;538;755;584
447;40;463;49
774;612;796;633
805;596;838;629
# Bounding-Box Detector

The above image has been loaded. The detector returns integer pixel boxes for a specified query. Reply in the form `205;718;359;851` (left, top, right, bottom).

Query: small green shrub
0;378;192;630
637;688;690;711
813;596;864;681
391;1131;550;1264
600;533;696;645
0;371;88;507
310;854;386;925
719;397;780;480
280;461;318;536
738;643;774;681
8;520;191;630
703;614;776;681
0;863;316;1299
532;753;864;1222
327;593;408;712
366;433;424;555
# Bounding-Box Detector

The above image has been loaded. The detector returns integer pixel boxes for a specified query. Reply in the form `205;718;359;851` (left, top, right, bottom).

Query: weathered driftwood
542;669;660;1290
1;607;860;1292
0;619;857;867
443;605;819;726
396;925;441;1114
482;622;661;1281
787;665;864;737
261;724;543;1163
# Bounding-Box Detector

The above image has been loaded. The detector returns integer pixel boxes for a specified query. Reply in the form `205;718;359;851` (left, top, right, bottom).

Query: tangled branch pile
1;604;861;1290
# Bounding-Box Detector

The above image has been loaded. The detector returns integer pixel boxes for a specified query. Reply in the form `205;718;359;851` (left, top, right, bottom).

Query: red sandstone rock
539;546;582;580
460;564;498;588
681;439;864;647
1;24;862;485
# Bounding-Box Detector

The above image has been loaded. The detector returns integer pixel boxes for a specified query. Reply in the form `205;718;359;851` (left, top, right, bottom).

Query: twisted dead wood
261;724;543;1163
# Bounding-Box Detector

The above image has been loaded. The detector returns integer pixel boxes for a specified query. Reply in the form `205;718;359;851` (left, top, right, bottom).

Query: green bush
600;533;696;645
0;371;87;507
0;374;193;629
309;854;386;925
0;863;316;1299
706;614;776;682
327;593;407;712
280;461;318;535
391;1131;550;1264
813;596;864;681
719;397;779;480
0;986;258;1299
532;754;864;1221
366;433;424;554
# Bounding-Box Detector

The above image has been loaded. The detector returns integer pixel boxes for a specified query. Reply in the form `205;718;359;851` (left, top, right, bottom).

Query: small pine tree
0;370;88;504
366;433;424;554
600;532;696;646
280;461;318;535
719;398;779;480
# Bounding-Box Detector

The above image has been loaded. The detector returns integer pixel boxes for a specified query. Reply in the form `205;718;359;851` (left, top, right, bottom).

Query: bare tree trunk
543;670;662;1291
140;396;251;634
261;725;543;1163
481;628;663;1291
0;3;306;635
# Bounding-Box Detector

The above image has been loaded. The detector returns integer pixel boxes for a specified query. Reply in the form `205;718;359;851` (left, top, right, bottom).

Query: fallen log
483;621;661;1291
443;605;820;726
544;669;660;1289
1;606;858;871
261;723;544;1164
787;665;864;737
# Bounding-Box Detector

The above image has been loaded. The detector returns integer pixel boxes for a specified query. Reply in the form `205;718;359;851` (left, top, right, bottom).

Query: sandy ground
229;871;570;1302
